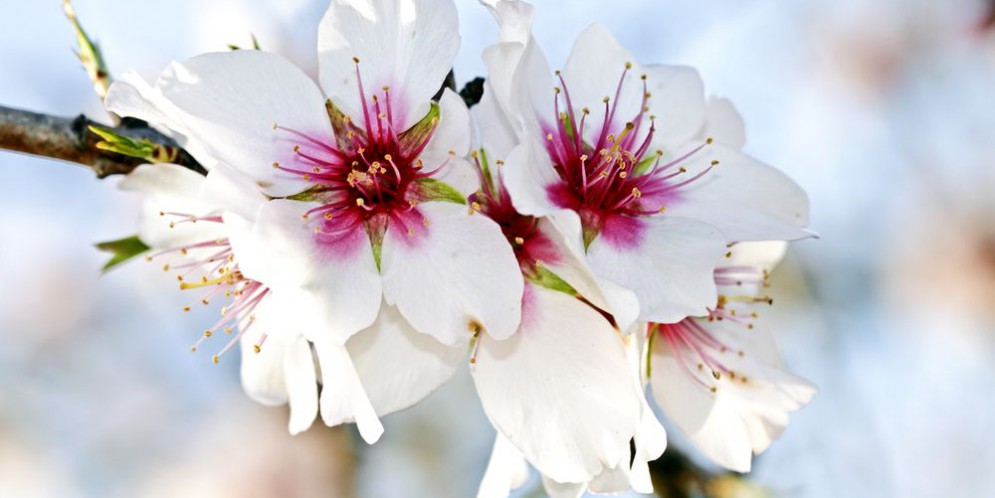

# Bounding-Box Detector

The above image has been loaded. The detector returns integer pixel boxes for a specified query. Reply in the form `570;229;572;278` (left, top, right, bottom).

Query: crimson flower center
541;65;716;239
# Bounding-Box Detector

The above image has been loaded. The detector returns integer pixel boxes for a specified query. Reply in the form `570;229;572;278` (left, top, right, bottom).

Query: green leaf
228;34;262;51
89;125;155;158
527;265;577;295
95;235;150;273
63;0;112;99
413;178;467;205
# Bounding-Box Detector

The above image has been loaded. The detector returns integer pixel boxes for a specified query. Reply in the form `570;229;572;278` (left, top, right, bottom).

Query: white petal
541;210;640;332
477;433;531;498
201;164;267;221
703;97;746;148
423;90;476;197
422;88;472;164
472;83;518;159
284;336;320;435
118;164;221;249
501;140;561;216
155;51;332;197
239;326;288;407
313;339;384;444
626;336;667;494
587;464;631;494
480;0;535;45
347;302;465;416
643;64;707;153
587;216;726;323
318;0;459;130
471;284;640;484
252;199;382;343
105;71;216;164
668;145;811;242
561;24;643;144
381;201;522;345
649;320;816;472
725;241;788;271
540;477;585;498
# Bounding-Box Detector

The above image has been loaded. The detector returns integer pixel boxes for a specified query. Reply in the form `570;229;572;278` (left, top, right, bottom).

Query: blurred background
2;0;995;496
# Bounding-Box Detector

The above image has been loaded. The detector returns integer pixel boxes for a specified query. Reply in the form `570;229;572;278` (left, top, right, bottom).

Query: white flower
480;2;811;328
119;163;386;441
106;0;526;440
646;241;816;472
468;25;642;492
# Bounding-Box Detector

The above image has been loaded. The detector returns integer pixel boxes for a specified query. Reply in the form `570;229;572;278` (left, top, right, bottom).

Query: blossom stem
0;104;205;178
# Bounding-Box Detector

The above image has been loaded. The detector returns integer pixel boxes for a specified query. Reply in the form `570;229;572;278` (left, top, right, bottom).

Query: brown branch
0;104;205;178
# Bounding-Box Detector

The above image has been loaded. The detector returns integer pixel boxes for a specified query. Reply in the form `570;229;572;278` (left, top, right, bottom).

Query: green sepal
582;224;599;251
95;235;150;273
645;325;657;379
397;102;440;156
477;147;496;194
633;153;658;175
89;125;178;163
560;112;576;144
285;185;329;202
413;178;467;205
526;265;577;296
365;216;388;272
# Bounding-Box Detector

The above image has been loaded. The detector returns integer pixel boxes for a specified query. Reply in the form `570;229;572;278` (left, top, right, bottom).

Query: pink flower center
148;212;271;362
273;61;446;246
541;64;716;245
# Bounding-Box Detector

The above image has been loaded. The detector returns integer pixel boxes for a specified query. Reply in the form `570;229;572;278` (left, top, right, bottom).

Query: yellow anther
631;187;642;198
212;355;219;364
203;330;213;338
514;237;525;245
253;344;262;354
706;137;714;145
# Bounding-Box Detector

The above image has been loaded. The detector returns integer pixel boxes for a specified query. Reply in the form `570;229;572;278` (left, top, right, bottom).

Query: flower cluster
106;0;815;495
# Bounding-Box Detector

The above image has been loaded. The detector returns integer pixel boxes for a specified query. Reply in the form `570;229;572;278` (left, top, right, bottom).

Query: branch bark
0;104;204;177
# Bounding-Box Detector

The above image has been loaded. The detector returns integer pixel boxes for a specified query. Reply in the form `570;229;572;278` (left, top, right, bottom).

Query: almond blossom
469;7;646;494
482;3;811;329
105;0;525;439
646;241;816;472
117;163;369;438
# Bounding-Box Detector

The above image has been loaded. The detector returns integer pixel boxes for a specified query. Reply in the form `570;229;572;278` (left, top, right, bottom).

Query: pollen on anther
514;237;525;245
203;330;213;338
212;355;219;364
253;344;262;354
